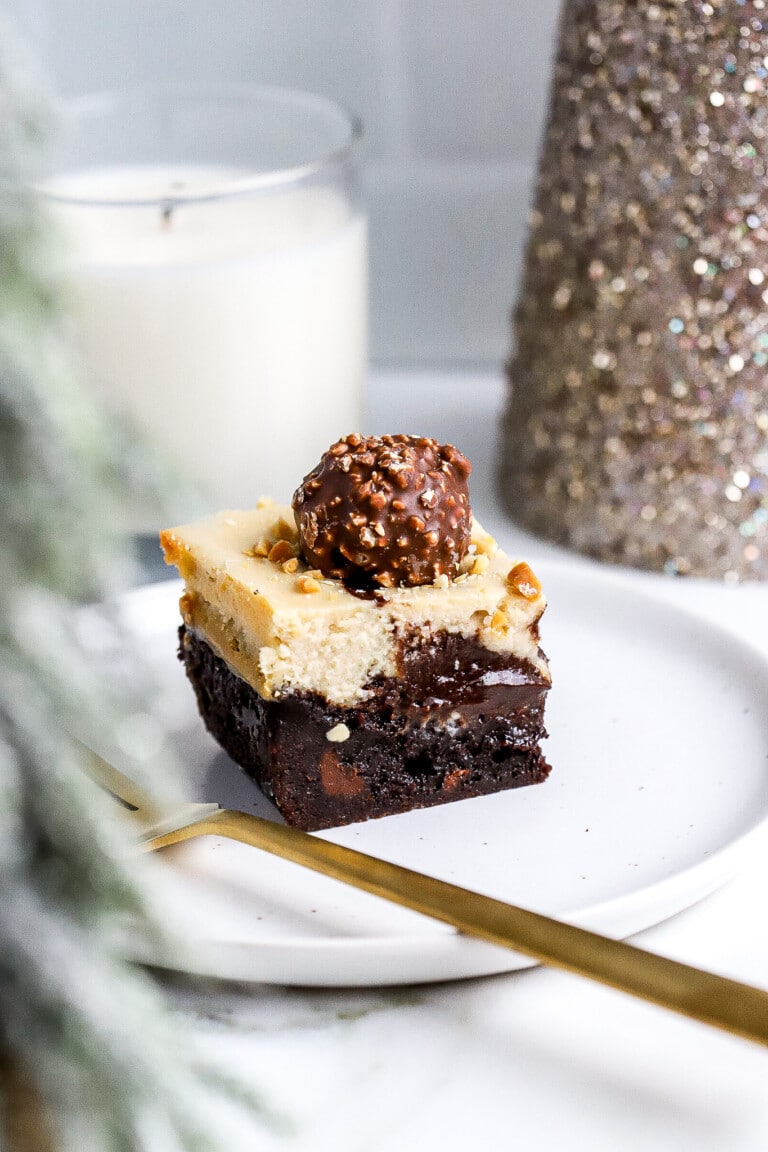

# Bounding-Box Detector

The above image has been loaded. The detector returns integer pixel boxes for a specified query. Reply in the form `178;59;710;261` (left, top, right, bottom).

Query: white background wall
10;0;562;365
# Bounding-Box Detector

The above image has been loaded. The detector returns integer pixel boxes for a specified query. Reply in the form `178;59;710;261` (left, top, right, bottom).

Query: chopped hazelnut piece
474;533;498;557
470;553;490;576
268;539;295;564
506;562;542;600
275;516;299;542
281;557;299;574
297;575;321;593
245;537;271;558
325;722;351;743
490;608;508;632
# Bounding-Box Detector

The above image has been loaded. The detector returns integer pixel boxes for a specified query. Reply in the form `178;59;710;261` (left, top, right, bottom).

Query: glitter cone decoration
500;0;768;579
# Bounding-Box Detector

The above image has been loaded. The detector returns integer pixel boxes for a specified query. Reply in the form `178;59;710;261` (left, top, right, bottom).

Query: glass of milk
42;85;367;521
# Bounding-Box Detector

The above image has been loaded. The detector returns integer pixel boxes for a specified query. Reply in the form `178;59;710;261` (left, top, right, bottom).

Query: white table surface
166;369;768;1152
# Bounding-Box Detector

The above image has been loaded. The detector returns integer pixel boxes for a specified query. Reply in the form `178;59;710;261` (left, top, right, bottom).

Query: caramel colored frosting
161;502;549;708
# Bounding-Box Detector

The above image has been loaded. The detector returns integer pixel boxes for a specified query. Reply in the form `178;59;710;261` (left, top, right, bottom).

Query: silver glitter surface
500;0;768;580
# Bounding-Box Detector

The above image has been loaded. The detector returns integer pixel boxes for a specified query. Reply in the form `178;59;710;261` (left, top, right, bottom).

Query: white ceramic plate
113;563;768;986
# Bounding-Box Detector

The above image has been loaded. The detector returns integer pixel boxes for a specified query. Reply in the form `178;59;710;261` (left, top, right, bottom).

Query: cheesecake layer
161;504;549;708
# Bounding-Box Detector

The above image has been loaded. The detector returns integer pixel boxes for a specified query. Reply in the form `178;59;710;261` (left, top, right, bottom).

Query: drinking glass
43;84;367;523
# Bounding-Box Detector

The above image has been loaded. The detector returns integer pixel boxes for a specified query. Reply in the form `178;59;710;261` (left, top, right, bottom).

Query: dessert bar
161;434;551;830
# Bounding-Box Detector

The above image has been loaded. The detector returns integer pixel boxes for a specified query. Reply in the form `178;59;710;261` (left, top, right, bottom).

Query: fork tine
80;746;163;819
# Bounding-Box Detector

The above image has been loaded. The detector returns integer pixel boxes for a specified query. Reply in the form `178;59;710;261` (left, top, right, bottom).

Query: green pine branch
0;20;269;1152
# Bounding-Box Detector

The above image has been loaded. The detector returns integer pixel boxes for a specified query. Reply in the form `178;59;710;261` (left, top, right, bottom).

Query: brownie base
180;625;551;831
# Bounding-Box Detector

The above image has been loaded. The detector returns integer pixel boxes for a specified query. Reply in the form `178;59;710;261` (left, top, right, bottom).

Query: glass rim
40;82;363;207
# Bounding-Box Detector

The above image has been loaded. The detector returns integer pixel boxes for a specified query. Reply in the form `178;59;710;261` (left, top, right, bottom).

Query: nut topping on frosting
292;433;472;587
506;562;542;600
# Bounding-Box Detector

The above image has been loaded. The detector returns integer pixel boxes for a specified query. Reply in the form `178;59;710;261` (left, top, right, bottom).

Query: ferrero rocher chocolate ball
292;433;472;587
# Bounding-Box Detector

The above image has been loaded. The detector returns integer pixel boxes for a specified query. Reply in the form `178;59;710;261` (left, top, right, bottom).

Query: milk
45;166;367;520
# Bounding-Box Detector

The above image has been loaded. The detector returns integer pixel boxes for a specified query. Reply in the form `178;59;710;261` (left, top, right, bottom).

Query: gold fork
89;751;768;1048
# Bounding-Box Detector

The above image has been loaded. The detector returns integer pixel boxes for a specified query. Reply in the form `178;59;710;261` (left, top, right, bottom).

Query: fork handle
143;807;768;1047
